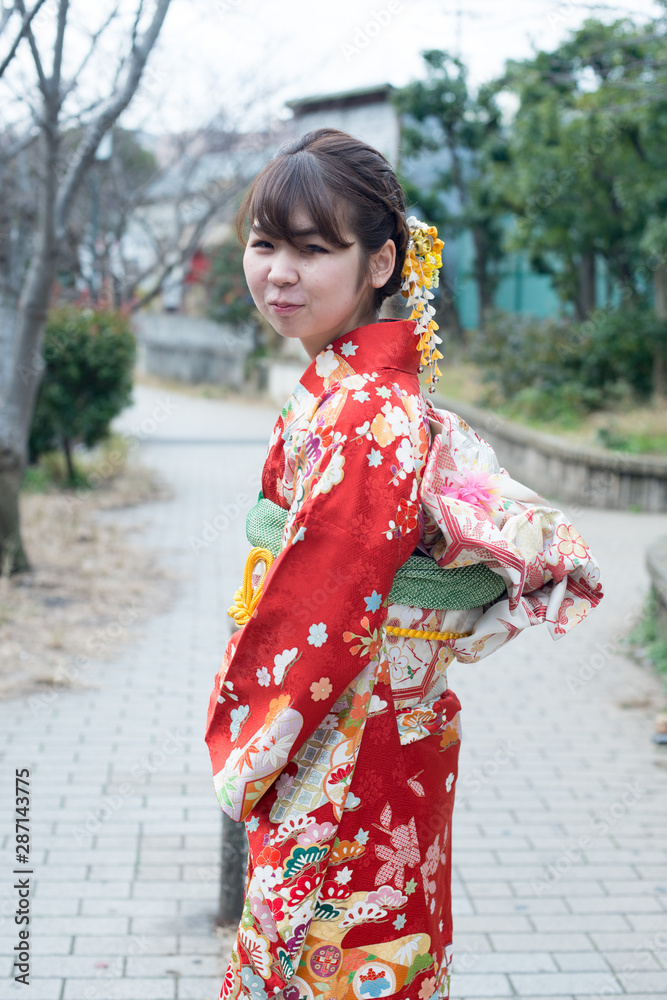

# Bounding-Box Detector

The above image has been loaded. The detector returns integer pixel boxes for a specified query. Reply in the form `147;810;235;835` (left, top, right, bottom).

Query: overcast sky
123;0;664;133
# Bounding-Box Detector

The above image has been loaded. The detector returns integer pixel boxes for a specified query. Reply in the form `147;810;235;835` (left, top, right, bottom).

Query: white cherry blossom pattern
307;623;328;647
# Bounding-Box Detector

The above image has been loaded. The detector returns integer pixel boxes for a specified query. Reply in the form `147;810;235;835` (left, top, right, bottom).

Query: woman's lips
269;301;303;315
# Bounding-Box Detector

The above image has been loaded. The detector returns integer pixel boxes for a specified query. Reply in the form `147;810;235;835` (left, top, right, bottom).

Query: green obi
245;493;506;612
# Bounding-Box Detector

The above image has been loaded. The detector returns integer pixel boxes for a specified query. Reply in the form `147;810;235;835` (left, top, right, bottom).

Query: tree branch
58;5;121;108
51;0;69;99
14;0;50;99
0;0;48;81
54;0;172;242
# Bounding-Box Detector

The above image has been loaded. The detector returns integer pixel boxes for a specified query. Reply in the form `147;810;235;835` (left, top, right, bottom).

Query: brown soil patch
0;453;180;703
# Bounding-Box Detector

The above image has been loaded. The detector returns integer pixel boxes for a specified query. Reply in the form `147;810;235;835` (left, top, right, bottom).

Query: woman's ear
370;238;396;288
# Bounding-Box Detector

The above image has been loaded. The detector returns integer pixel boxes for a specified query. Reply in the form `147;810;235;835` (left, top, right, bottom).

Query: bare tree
0;0;172;574
0;0;49;80
121;125;276;312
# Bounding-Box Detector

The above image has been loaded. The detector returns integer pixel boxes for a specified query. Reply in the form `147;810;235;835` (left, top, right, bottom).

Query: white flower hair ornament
400;216;445;393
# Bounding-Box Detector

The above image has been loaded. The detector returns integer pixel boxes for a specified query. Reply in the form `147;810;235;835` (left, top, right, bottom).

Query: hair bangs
237;151;353;249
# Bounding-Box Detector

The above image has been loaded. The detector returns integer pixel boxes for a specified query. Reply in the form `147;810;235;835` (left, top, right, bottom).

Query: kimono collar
299;319;420;396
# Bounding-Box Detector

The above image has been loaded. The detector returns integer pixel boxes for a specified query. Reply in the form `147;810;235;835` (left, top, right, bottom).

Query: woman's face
243;207;383;360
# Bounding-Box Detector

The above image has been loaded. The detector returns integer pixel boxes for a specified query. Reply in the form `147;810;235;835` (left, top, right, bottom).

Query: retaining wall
133;313;252;387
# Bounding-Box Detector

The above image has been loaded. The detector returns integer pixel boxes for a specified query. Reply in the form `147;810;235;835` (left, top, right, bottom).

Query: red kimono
205;319;602;1000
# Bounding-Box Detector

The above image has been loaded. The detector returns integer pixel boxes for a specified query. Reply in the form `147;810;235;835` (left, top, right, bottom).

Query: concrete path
1;382;666;1000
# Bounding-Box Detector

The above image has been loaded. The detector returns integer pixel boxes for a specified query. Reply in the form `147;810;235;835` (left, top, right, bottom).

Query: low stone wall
133;313;252;387
434;395;667;513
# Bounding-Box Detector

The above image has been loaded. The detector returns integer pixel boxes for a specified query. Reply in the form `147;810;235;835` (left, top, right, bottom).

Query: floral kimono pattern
205;320;603;1000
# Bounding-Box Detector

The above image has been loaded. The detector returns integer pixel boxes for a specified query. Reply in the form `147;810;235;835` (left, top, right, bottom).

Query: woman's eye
302;244;328;254
250;239;273;249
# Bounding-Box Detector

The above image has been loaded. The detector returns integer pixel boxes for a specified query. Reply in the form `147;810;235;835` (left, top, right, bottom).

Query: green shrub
29;306;136;483
470;306;663;422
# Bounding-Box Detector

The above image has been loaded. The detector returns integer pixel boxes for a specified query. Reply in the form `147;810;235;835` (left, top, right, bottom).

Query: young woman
205;128;602;1000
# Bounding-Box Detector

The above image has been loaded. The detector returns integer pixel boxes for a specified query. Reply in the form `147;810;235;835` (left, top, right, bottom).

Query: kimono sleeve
204;381;423;822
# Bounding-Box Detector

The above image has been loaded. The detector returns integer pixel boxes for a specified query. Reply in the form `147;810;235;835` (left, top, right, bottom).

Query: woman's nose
267;249;298;286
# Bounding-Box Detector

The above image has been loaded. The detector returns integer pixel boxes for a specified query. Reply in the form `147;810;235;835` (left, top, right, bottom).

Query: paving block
450;951;557;974
490;933;595;952
447;972;512;996
0;980;64;998
616;971;667;992
510;971;622;995
176;977;224;1000
62;977;177;999
127;956;222;977
73;935;178;956
553;951;611;972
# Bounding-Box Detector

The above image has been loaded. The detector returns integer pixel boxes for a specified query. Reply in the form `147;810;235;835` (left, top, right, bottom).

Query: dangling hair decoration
400;216;445;393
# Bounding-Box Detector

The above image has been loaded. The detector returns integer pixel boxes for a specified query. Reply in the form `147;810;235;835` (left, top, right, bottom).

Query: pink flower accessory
439;469;502;513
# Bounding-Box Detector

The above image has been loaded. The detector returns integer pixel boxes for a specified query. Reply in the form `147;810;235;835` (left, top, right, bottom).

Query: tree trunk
0;132;59;574
473;226;493;329
63;437;76;484
654;262;667;402
578;250;596;319
0;458;29;574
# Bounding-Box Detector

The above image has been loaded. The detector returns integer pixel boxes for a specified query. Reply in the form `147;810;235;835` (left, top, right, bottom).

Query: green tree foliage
492;16;667;325
393;50;507;330
29;307;136;484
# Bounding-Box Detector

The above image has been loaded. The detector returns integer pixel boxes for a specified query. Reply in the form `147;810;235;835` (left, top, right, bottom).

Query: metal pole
218;811;248;926
217;619;249;926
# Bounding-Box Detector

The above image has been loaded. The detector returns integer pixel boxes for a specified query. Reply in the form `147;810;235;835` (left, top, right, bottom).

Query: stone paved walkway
1;383;667;1000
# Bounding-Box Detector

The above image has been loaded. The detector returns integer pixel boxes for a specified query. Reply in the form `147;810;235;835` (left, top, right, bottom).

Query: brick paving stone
80;900;180;917
30;954;126;977
31;916;130;936
530;914;633;932
615;971;667;992
127;956;223;978
472;897;570;915
73;935;178;955
591;932;667;951
626;914;667;931
490;933;596;951
451;933;494;954
604;950;664;972
552;952;611;972
0;981;64;999
35;880;132;900
451;952;558;973
449;914;535;933
448;972;513;997
33;898;80;916
176;978;225;1000
510;971;623;994
62;978;177;999
567;895;665;913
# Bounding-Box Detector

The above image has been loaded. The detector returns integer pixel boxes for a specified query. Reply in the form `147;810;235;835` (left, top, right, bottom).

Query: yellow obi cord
384;626;472;642
228;547;274;628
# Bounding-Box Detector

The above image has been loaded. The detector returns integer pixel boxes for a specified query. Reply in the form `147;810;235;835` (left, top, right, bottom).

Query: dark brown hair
236;128;410;311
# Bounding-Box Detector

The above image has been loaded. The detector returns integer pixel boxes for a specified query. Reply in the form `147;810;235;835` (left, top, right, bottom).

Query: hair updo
236;127;410;312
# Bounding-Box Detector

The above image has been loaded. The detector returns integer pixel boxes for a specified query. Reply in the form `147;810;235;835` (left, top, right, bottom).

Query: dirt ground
0;449;180;702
